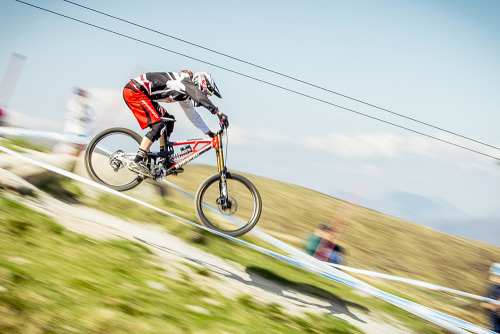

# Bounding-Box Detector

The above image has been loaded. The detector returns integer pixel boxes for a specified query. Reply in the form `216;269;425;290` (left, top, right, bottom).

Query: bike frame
146;126;226;178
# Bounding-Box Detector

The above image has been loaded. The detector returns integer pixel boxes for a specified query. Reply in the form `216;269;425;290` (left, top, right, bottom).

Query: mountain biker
123;70;228;176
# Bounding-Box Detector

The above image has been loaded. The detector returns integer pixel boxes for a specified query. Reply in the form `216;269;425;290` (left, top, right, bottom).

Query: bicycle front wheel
195;172;262;237
84;127;144;192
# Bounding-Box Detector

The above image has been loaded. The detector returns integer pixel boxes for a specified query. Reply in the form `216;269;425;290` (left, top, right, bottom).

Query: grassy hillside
1;141;497;331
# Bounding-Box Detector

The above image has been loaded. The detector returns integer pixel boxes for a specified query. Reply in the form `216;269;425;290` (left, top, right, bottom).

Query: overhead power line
62;0;500;154
12;0;500;161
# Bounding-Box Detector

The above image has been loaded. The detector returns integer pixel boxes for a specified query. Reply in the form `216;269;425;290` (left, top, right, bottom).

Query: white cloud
360;163;383;176
254;128;297;145
457;160;500;174
227;127;298;147
405;136;439;159
303;133;401;158
299;131;500;174
225;125;253;146
405;134;500;173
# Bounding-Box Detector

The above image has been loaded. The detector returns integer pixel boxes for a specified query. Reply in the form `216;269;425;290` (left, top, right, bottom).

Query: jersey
132;72;218;114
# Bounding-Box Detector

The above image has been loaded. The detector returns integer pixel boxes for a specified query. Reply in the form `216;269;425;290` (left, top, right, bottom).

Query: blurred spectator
315;233;345;265
303;224;345;265
304;224;329;256
328;244;345;265
64;88;93;137
61;88;94;156
0;107;5;126
480;263;500;333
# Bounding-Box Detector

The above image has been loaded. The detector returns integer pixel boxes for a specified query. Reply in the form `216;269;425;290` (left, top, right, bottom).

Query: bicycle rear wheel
84;127;144;191
195;172;262;237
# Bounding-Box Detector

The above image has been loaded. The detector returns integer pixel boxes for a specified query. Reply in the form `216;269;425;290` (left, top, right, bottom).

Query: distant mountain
371;191;500;246
429;217;500;247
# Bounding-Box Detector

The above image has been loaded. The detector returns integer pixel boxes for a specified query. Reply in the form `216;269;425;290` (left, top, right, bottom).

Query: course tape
0;126;89;144
164;180;500;306
326;263;500;305
0;144;495;334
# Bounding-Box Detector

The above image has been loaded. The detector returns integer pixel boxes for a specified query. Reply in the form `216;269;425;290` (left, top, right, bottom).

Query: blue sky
1;0;499;245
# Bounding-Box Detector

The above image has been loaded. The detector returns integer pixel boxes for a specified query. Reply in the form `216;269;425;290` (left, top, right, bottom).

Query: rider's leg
129;122;161;179
133;121;165;162
134;137;153;163
159;112;175;152
156;114;184;173
159;135;167;152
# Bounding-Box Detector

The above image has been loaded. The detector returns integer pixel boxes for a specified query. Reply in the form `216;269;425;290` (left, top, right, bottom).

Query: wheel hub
217;196;237;215
109;150;126;172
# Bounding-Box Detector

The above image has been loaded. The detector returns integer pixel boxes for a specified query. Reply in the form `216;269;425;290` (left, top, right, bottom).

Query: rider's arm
181;78;219;114
178;99;211;134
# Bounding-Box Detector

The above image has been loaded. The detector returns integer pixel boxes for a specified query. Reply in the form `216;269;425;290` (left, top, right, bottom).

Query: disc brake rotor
109;150;126;172
217;196;237;216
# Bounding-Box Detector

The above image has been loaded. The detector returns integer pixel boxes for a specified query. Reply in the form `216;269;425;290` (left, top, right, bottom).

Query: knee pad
164;115;175;136
145;122;166;142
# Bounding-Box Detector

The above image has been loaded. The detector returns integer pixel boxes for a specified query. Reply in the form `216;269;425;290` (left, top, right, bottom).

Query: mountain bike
84;119;262;237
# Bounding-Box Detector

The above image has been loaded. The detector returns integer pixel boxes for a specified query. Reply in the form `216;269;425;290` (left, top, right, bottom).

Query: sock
134;148;147;163
160;145;165;152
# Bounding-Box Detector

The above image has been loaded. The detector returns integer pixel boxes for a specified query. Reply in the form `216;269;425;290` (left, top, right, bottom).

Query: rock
0;168;38;196
0;151;79;188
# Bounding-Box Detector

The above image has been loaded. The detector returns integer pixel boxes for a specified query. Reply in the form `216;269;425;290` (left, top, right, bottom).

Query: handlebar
160;116;176;122
217;122;228;135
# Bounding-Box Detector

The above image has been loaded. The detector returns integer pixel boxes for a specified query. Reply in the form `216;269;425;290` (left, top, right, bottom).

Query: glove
206;131;215;138
217;112;229;127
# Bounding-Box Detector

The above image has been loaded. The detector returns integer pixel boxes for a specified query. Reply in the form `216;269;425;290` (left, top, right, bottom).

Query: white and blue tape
0;126;89;144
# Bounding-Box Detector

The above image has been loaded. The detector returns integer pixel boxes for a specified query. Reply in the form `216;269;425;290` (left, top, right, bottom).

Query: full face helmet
193;72;222;98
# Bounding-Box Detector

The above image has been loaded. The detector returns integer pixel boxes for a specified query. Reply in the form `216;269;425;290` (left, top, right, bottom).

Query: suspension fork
215;132;225;173
215;133;230;209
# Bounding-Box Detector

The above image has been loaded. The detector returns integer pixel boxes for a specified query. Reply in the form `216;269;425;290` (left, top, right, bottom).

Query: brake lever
218;123;227;136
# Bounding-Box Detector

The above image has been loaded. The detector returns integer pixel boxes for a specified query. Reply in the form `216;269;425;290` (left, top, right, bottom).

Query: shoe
128;161;152;177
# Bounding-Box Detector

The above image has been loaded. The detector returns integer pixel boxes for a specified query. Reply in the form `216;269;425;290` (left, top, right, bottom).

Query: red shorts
123;80;165;129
